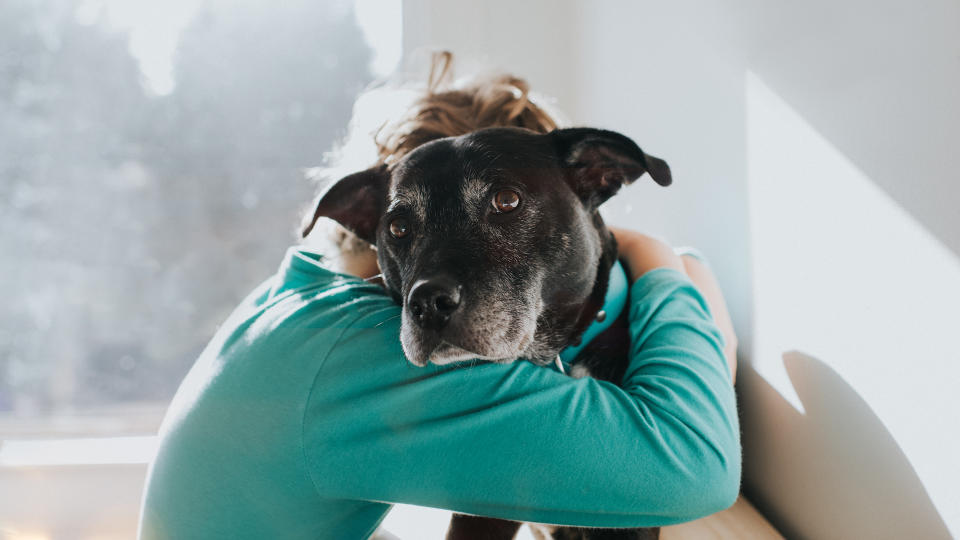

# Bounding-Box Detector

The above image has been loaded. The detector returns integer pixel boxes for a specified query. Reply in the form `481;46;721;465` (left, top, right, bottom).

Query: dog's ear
550;128;671;208
301;164;389;244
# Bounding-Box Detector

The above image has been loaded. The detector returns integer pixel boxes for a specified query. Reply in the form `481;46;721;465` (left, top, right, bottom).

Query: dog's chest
563;300;632;384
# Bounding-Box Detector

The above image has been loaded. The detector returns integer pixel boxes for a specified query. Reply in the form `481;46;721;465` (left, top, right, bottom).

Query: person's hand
608;226;685;282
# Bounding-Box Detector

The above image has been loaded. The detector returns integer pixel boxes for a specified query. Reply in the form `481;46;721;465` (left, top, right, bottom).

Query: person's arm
302;239;740;529
680;254;738;383
609;227;738;383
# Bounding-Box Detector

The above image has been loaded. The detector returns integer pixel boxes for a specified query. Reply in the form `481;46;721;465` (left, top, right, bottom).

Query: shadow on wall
738;351;951;540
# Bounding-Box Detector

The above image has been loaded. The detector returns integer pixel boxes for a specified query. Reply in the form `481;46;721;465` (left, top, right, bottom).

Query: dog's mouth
399;306;537;367
429;341;513;366
405;336;526;367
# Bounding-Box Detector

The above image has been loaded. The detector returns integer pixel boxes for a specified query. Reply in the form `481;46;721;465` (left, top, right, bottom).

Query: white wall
744;72;958;538
401;0;582;122
403;1;960;538
569;0;754;355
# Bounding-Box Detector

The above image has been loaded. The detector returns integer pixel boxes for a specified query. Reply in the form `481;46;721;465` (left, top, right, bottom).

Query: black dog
303;127;671;539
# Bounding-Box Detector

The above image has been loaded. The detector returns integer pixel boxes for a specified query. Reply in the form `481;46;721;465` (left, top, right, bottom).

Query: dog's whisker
375;314;401;328
364;273;384;282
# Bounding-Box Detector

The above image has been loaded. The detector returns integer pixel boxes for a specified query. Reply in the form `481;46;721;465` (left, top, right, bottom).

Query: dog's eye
389;217;410;239
492;190;521;213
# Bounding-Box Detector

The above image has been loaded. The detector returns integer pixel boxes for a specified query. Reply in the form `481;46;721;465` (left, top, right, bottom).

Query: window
0;0;398;436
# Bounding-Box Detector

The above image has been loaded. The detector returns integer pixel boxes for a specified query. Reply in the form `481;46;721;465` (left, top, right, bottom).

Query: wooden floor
662;496;783;539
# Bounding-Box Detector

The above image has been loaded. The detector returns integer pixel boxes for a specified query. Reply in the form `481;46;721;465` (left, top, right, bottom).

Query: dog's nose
407;277;462;330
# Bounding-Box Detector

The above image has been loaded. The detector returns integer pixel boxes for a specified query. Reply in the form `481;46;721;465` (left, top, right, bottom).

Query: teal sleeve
303;268;740;528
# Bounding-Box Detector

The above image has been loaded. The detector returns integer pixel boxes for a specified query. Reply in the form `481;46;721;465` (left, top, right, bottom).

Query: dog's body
304;126;671;539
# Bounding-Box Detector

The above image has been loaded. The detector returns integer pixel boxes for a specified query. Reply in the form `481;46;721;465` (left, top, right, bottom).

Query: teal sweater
138;247;740;539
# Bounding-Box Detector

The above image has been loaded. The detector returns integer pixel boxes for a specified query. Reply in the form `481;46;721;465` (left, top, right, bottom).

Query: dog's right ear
550;128;671;209
301;164;390;244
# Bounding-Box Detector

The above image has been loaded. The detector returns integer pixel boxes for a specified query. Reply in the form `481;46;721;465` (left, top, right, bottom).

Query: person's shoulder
260;273;400;352
212;247;401;367
302;273;399;326
263;246;398;319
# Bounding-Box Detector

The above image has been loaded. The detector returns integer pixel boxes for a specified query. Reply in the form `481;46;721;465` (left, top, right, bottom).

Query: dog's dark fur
304;126;671;539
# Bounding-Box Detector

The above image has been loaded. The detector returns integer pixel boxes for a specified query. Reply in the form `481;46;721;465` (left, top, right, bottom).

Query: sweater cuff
628;267;719;338
627;266;729;377
629;266;693;296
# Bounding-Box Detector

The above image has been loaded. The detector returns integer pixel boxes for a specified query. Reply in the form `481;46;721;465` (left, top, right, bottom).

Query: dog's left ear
550;128;671;208
301;164;389;244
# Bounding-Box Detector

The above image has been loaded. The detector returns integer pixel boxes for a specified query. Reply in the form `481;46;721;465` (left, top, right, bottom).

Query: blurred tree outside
0;0;373;417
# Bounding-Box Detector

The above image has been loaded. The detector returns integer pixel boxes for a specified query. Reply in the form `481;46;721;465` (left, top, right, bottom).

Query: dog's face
304;127;670;366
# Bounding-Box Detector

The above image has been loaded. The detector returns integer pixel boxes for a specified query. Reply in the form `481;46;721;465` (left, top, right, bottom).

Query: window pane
0;0;378;430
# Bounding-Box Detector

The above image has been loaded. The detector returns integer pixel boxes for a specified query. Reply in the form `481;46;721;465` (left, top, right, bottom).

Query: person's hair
313;51;563;253
374;51;559;164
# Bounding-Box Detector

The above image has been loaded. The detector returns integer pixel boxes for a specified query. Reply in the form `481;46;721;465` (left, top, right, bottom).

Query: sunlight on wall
747;71;960;533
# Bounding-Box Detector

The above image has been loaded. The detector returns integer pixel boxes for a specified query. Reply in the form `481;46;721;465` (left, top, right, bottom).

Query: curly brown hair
374;51;559;164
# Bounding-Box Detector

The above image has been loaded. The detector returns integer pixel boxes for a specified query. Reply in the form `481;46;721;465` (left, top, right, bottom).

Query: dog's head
303;127;670;366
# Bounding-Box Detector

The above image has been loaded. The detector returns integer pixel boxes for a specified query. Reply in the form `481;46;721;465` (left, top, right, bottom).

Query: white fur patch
569;364;592;379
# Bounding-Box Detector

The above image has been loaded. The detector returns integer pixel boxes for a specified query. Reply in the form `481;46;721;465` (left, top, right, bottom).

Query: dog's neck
557;260;629;368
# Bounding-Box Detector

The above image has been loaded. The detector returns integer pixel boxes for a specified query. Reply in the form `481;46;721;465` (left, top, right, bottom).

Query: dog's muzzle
400;273;537;366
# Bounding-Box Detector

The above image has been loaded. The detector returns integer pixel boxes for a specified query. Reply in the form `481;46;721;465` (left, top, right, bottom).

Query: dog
303;126;671;539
